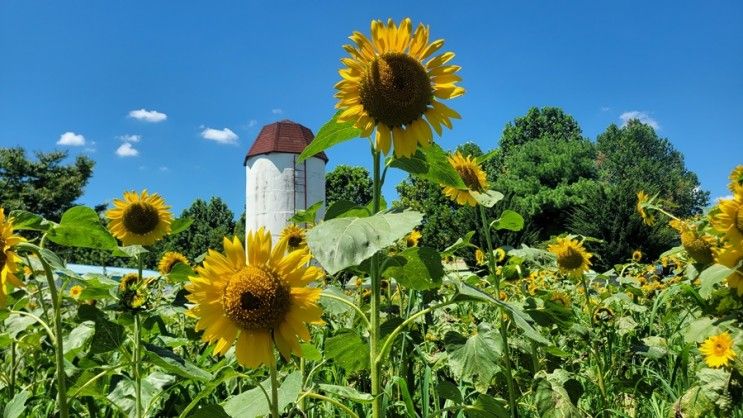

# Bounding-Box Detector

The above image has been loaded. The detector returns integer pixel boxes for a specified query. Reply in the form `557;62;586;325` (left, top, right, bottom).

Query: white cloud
159;166;169;172
201;127;239;144
271;108;283;115
600;106;611;112
128;108;167;122
118;134;142;143
247;119;258;127
116;142;139;157
619;111;660;130
716;194;734;202
57;131;86;146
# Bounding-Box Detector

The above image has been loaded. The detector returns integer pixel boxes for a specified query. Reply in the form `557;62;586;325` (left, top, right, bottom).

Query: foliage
325;165;373;207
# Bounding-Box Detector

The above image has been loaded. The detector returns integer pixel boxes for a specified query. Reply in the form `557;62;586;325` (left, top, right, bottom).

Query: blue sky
1;1;741;218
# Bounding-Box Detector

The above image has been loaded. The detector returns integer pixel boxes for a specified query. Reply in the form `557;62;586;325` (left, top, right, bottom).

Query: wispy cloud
247;119;258;128
128;108;167;123
271;108;283;115
117;134;142;143
57;131;86;146
600;106;611;112
116;142;139;157
159;166;169;172
201;127;239;144
619;111;659;130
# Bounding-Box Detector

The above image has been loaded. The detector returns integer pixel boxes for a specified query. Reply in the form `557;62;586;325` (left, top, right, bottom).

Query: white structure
244;120;327;241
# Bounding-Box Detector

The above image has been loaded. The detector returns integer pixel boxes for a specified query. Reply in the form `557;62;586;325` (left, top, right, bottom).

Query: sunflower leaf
46;206;118;250
490;210;524;231
297;112;360;164
325;330;369;372
143;343;214;382
382;246;443;290
699;264;732;298
170;217;193;235
390;144;466;188
290;200;324;224
307;208;423;274
8;210;52;231
471;190;504;208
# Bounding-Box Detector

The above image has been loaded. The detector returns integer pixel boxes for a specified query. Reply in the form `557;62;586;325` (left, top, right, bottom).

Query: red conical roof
244;120;328;165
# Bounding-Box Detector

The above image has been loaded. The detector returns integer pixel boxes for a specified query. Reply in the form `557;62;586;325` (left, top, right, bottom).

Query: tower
244;120;328;241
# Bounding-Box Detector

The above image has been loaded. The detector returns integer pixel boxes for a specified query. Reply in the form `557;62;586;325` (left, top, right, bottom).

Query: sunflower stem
370;148;383;418
581;276;609;408
133;257;143;418
269;360;280;418
36;248;69;418
478;205;518;418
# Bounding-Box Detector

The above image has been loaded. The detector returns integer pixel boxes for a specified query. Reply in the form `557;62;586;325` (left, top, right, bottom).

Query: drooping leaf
290;200;324;225
307;208;423;274
3;390;31;418
442;231;476;256
490;210;524;232
170;217;194;235
699;264;732;298
324;330;369;372
382;246;443;290
324;199;370;221
444;324;503;390
319;286;355;316
77;304;125;354
435;380;463;404
390;144;466;188
318;384;373;403
297;112;360;163
222;371;302;417
463;394;509;418
533;369;583;418
63;322;95;358
46;206;117;250
471;190;504;208
144;343;214;381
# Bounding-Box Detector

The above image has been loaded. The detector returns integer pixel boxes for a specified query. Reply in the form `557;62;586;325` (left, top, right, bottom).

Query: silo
244;120;328;242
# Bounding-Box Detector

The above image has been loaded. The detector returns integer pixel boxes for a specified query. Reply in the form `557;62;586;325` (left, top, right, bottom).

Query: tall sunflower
0;209;25;307
713;244;743;296
548;237;592;277
636;191;655;226
475;248;486;266
185;229;324;368
107;190;173;246
335;18;463;157
158;251;190;276
729;165;743;196
442;151;488;206
669;219;715;265
405;229;421;247
279;224;307;252
632;250;643;263
710;195;743;246
699;332;736;368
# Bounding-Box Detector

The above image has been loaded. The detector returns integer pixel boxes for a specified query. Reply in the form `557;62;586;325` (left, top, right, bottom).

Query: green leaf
490;210;524;232
475;149;499;164
464;394;509;418
382;247;443;290
324;199;370;221
3;314;36;339
445;324;503;389
683;317;717;344
319;286;355;316
170;217;194;235
637;336;668;359
435;380;462;404
307;208;423;275
325;330;369;372
112;245;149;258
144;343;214;381
222;371;302;417
297;112;360;163
442;231;476;256
318;384;373;403
290;200;324;225
533;369;583;418
299;342;323;361
79;274;119;300
64;322;95;358
390;143;466;188
699;264;732;298
77;304;125;354
187;405;230;418
167;262;195;283
471;190;504;208
46;206;117;250
8;210;51;231
3;390;30;418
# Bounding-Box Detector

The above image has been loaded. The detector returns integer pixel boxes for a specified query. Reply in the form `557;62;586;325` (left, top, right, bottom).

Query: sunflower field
2;18;743;418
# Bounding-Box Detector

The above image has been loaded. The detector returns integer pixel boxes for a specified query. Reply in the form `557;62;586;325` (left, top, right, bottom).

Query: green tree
160;197;236;262
499;107;583;154
325;165;373;207
0;147;94;221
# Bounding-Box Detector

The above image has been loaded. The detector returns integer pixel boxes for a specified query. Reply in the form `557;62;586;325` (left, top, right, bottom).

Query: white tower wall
245;152;326;241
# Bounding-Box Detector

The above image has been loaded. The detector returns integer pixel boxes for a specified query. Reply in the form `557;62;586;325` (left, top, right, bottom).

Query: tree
160;197;236;262
0;147;94;221
568;120;709;269
499;107;583;154
325;165;373;207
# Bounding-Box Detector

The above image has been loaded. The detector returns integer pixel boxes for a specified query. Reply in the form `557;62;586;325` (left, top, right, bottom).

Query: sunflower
0;209;25;307
713;244;743;296
158;251;190;276
475;248;486;266
118;273;154;311
632;250;643;263
729;165;743;196
548;237;592;277
549;291;572;308
405;229;421;247
335;18;463;158
185;229;324;368
699;332;736;368
69;285;83;300
710;195;743;246
636;191;655;226
107;190;173;246
593;307;615;323
494;248;507;264
669;219;715;265
442;152;488;206
280;224;307;252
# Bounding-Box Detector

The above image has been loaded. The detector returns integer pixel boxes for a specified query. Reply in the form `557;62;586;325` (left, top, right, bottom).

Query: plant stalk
134;256;144;418
370;149;383;418
269;361;280;418
478;205;518;418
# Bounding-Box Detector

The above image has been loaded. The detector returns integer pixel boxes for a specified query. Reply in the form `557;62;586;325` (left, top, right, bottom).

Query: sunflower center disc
122;202;161;235
558;248;585;270
457;165;485;192
288;235;303;249
359;52;432;127
0;246;6;269
223;265;291;331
